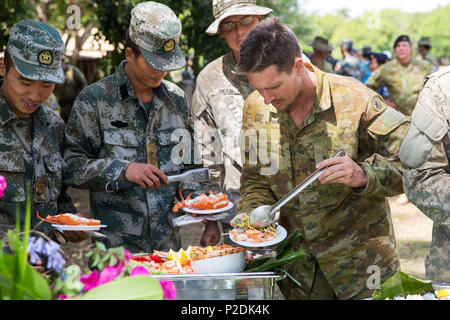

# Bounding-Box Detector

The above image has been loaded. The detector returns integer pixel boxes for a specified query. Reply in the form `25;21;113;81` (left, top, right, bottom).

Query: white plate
182;201;234;215
52;224;107;231
229;225;287;248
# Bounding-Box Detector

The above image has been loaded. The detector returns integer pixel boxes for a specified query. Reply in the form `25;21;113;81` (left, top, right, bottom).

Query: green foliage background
0;0;449;77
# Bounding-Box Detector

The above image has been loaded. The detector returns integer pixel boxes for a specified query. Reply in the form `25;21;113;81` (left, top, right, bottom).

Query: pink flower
130;266;150;276
80;270;100;291
57;294;68;300
123;249;131;262
0;175;7;198
159;280;176;300
98;263;124;286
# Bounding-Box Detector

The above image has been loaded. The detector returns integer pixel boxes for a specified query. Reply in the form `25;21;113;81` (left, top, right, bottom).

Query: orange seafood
37;211;101;225
173;188;229;212
230;228;277;243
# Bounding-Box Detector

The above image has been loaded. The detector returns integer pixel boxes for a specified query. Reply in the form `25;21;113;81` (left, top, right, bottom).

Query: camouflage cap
6;19;65;84
418;36;432;47
206;0;272;35
129;1;185;72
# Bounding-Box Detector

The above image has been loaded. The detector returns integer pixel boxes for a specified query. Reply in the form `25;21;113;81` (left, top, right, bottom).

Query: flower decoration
27;236;66;273
0;175;6;197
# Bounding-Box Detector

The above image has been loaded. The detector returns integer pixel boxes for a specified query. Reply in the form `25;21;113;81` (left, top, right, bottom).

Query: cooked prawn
36;211;101;225
173;188;229;212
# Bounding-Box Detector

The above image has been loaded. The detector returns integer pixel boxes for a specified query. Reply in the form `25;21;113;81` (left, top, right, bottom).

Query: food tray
151;272;285;300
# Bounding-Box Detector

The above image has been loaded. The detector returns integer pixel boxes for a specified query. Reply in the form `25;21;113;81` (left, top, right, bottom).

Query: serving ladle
249;148;347;229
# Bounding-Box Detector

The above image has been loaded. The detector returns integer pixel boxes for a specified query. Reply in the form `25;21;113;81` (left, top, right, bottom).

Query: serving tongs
249;148;347;229
105;168;210;192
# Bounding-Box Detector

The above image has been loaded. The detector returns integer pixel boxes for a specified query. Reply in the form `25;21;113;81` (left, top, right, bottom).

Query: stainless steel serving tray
151;271;285;300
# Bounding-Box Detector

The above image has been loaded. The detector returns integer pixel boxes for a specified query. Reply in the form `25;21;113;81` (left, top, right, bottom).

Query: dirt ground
68;188;433;279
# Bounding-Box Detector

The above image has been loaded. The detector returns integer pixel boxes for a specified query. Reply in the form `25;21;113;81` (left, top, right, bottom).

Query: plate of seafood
173;190;233;215
229;225;287;248
37;211;106;231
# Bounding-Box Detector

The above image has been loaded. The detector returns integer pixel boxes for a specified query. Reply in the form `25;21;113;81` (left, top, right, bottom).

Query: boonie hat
129;1;185;71
206;0;272;36
308;36;330;52
6;19;65;84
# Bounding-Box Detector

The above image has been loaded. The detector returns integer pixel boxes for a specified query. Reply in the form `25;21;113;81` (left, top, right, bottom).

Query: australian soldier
366;35;434;115
232;18;408;300
400;66;450;284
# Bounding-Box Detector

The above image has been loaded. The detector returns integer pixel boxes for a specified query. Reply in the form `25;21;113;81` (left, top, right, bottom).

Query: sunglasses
220;16;256;33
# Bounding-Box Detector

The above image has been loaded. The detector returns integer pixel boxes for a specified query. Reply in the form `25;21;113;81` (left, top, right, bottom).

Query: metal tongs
105;168;210;192
249;148;347;229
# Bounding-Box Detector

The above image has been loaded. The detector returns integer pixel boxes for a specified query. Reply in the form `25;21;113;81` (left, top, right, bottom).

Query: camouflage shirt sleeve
236;94;278;214
356;95;409;197
63;92;130;190
400;78;450;224
365;64;385;91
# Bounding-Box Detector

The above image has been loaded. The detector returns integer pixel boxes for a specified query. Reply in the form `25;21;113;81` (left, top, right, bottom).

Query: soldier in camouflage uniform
308;36;334;74
366;35;434;116
53;61;88;122
0;20;77;240
335;39;363;81
399;66;450;284
416;37;439;71
64;2;197;253
192;0;273;244
233;18;407;299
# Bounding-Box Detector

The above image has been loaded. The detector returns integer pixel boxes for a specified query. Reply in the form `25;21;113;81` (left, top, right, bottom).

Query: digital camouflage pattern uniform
192;52;254;219
63;2;191;253
238;63;408;299
399;66;450;283
0;20;75;238
335;55;363;81
365;58;434;115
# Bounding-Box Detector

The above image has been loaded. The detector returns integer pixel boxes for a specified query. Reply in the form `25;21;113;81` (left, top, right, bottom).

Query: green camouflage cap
6;19;65;84
418;36;432;47
129;1;185;72
206;0;272;35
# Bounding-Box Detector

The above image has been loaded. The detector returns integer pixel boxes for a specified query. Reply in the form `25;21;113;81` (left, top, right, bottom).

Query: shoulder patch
367;107;408;136
378;107;405;128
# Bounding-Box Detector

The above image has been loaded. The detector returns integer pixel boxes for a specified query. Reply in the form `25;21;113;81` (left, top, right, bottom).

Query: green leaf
1;254;51;300
81;275;164;300
245;248;306;273
95;241;107;251
276;229;302;257
372;270;435;300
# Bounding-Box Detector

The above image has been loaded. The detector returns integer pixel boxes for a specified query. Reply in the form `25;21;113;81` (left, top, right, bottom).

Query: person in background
53;59;88;122
368;52;390;101
416;36;439;71
335;38;363;81
361;46;372;83
325;42;337;70
308;36;334;73
366;35;434;115
181;53;196;105
191;0;273;245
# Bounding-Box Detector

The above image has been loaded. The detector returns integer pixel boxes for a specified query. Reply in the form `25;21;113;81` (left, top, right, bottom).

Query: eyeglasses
220;16;256;33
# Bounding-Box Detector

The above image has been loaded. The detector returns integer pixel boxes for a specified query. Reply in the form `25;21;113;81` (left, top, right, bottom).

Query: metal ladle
249;148;347;229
